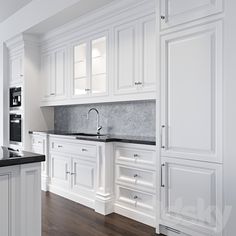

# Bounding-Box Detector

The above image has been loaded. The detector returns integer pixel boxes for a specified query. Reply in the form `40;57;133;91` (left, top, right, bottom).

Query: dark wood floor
42;192;162;236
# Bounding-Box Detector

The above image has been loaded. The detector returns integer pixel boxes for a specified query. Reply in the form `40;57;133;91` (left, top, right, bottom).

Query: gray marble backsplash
54;100;156;137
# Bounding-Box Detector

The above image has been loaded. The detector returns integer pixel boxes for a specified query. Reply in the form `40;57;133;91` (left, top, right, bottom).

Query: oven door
10;114;22;143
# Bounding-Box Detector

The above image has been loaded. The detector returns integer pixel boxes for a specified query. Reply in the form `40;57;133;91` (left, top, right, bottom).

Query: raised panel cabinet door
160;0;223;30
160;21;223;163
71;159;95;198
20;163;41;236
41;54;52;99
114;21;139;94
73;42;89;96
50;154;71;190
32;142;47;177
160;157;222;236
55;49;66;98
0;167;18;236
140;16;156;92
9;55;23;85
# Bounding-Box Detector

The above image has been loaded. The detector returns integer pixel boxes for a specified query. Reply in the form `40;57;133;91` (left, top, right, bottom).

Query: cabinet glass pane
91;37;107;94
74;43;88;95
74;78;87;95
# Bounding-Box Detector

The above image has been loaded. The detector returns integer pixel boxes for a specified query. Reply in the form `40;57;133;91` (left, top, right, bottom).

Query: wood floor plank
42;192;162;236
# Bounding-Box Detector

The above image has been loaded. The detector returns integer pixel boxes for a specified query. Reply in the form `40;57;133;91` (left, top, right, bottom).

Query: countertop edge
0;155;45;168
29;131;156;146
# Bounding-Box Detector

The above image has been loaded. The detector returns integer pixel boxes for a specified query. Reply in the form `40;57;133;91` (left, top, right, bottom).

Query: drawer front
50;139;97;159
116;165;156;192
116;185;155;215
115;145;156;169
31;136;45;149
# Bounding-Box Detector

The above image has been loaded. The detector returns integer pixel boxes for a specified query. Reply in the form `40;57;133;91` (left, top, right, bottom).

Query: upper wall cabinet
114;15;156;95
9;52;24;86
39;1;156;106
160;0;223;30
160;21;222;163
72;35;108;98
41;47;67;101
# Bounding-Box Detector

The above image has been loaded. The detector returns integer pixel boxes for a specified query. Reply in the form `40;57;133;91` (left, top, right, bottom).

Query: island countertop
0;146;45;167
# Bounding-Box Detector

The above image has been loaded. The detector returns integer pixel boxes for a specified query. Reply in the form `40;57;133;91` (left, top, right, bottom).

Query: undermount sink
67;133;106;137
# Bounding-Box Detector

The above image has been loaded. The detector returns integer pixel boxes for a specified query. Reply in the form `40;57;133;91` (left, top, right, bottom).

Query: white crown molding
40;0;155;47
5;33;40;53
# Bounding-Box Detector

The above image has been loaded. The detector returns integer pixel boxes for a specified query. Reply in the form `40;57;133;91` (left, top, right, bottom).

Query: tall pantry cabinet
157;0;223;236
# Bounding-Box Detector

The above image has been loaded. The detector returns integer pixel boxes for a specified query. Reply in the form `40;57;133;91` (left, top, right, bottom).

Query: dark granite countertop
29;131;156;146
0;147;45;167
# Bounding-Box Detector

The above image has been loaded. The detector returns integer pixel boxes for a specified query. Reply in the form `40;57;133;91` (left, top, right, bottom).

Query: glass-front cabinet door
72;35;107;98
91;36;107;94
73;43;89;96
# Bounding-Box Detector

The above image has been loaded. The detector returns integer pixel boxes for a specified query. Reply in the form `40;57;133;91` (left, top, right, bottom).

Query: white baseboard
48;184;95;209
114;203;156;227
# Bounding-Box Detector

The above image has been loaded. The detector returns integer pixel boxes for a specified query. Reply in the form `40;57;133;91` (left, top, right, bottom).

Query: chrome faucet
87;108;102;135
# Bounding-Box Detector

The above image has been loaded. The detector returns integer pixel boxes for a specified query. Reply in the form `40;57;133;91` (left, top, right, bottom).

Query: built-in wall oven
10;114;22;144
10;87;22;109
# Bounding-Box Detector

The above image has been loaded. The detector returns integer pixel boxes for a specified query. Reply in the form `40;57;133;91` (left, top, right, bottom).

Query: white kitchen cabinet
160;157;222;236
71;158;95;199
160;21;223;163
41;47;67;101
48;137;98;208
115;143;156;170
9;52;23;86
160;0;223;30
0;166;18;236
0;164;42;236
114;21;138;94
31;133;49;191
72;35;108;98
114;15;156;95
114;143;157;227
50;153;71;190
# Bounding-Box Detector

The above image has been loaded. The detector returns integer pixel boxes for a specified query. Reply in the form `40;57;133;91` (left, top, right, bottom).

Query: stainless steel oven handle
10;120;21;123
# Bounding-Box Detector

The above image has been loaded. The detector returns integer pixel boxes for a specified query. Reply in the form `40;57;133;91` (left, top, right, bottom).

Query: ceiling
27;0;117;35
0;0;32;23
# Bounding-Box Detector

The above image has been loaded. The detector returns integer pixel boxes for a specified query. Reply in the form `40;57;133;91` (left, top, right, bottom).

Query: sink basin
67;133;106;137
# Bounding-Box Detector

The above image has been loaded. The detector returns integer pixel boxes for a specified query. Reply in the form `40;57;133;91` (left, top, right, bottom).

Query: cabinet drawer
50;139;97;158
115;145;156;169
116;185;155;215
31;136;45;148
116;165;156;192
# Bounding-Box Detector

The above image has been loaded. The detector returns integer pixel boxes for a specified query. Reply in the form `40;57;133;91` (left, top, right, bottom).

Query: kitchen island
0;147;45;236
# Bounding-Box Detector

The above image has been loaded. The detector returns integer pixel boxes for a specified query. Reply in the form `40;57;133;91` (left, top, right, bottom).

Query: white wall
223;0;236;235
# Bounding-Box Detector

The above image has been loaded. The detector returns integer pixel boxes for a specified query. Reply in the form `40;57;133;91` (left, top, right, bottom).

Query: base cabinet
71;158;95;199
160;157;222;236
114;143;157;227
0;163;42;236
31;133;49;191
50;154;71;190
48;137;97;209
0;166;18;236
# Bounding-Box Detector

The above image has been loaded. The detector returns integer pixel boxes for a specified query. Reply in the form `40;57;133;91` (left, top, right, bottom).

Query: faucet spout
87;108;102;135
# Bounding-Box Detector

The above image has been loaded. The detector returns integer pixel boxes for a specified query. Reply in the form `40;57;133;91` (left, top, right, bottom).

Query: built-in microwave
10;87;21;109
10;114;22;144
